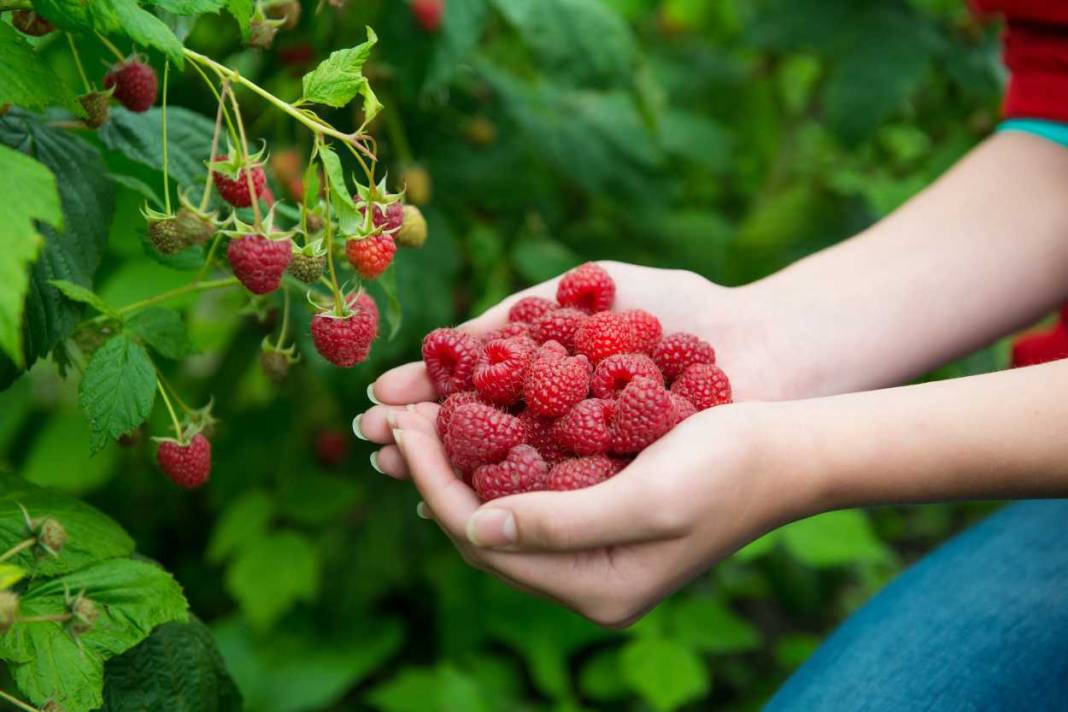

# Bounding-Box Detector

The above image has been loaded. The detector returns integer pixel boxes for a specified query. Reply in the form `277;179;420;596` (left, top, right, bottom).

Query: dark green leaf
668;596;761;654
424;0;490;89
376;265;403;339
78;334;157;454
99;107;215;191
47;280;116;317
148;0;227;14
207;489;274;564
0;23;80;113
93;0;186;66
125;307;195;359
225;530;319;632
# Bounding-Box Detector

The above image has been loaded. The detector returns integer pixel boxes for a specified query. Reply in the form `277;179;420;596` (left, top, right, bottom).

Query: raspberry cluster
421;262;733;502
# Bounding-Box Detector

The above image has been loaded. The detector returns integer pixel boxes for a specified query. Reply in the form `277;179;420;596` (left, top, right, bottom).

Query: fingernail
352;415;368;440
466;508;516;549
416;501;431;519
369;451;383;474
366;383;381;405
386;410;399;428
392;429;405;450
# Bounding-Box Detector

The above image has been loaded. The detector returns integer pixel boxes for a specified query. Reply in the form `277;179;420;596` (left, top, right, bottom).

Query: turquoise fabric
999;118;1068;147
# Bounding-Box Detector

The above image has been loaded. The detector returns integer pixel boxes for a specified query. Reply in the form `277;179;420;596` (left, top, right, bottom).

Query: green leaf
424;0;490;89
99;107;216;191
317;145;359;234
781;510;891;567
225;530;320;632
147;0;227;14
226;0;253;39
47;280;116;318
78;334;157;454
619;636;710;712
376;265;403;340
0;23;80;113
125;307;195;359
667;596;761;654
369;664;490;712
0;562;26;589
0;144;59;368
101;619;242;712
207;489;274;564
0;559;188;712
32;0;94;31
300;28;382;122
579;648;628;702
0;474;134;577
20;410;118;495
89;0;185;66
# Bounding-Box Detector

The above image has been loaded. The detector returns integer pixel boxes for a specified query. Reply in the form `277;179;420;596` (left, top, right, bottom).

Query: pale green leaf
781;510;891;567
0;23;80;113
667;596;761;654
369;665;490;712
619;636;710;712
0;563;26;589
78;334;157;454
147;0;227;14
300;27;381;121
318;145;359;234
225;530;319;632
125;307;195;359
207;489;274;564
227;0;253;38
47;279;116;317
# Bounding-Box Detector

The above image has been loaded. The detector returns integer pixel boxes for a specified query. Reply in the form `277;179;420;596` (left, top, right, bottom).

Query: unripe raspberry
0;591;19;633
79;91;110;129
148;217;185;255
289;251;326;283
396;205;428;248
35;517;67;555
69;597;98;635
12;10;54;36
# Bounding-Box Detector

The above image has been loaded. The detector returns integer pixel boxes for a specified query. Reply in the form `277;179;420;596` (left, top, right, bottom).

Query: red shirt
972;1;1068;122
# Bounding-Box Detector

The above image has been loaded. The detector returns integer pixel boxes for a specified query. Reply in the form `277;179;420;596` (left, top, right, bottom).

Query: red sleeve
971;0;1068;122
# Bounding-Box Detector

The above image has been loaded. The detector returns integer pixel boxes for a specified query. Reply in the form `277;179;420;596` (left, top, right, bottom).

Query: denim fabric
766;501;1068;711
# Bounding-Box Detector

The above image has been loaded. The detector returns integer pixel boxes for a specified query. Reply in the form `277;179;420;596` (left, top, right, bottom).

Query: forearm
770;359;1068;512
744;131;1068;398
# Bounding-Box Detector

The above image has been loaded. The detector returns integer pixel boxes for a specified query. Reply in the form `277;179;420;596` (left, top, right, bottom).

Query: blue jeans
766;501;1068;711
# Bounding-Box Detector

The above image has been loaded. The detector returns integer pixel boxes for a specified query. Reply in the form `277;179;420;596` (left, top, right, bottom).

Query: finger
371;445;408;479
356;403;440;444
370;362;438;405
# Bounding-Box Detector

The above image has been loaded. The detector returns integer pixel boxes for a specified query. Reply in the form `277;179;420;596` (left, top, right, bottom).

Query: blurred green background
1;0;1013;709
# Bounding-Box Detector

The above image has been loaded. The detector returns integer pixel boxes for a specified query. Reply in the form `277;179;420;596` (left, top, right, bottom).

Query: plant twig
157;378;184;443
0;688;39;712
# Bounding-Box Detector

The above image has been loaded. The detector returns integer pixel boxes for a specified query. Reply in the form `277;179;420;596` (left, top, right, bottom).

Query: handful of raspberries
420;263;732;502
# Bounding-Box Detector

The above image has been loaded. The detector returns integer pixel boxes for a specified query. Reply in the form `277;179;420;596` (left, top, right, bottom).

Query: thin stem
200;82;231;212
343;141;376;193
157;379;184;443
0;538;35;563
275;286;291;348
161;60;172;214
318;142;345;315
226;87;262;229
0;688;39;712
382;100;414;165
188;61;239;149
0;1;34;11
194;231;224;283
96;33;126;63
158;373;195;416
84;277;239;326
67;34;91;93
17;614;72;624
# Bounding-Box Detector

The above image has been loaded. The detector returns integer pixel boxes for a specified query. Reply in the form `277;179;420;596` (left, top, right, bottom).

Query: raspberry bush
0;0;1009;710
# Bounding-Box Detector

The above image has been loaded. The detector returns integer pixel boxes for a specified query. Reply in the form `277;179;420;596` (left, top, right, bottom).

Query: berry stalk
0;688;39;712
95;32;126;63
83;276;239;328
66;33;91;94
161;60;172;214
0;538;35;563
157;378;185;444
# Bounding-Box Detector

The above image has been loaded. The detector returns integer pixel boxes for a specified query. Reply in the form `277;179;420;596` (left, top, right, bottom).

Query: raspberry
422;328;481;397
227;235;293;294
1011;324;1068;367
556;262;615;313
78;91;110;129
174;206;215;245
652;333;716;382
552;399;615;456
444;403;525;472
622;309;663;353
481;321;530;343
530;308;587;351
358;201;405;232
396;205;428;248
547;456;618;491
212;159;267;208
509;296;557;324
347;291;380;337
33;518;67;555
289;251;325;283
611;376;675;453
535;340;569;361
411;0;444;32
670;363;732;411
12;10;54;36
473;336;537;405
472;445;549;502
260;349;292;383
591;353;663;399
157;433;212;489
436;391;490;437
266;0;302;28
518;409;568;464
314;429;349;468
148;217;185;255
104;59;158;112
311;305;377;368
574;311;635;364
523;353;591;417
670;392;697;423
346;234;397;279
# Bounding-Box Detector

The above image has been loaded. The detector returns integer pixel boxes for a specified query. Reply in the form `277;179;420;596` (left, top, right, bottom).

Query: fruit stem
381;97;414;165
343;141;377;196
157;372;197;417
194;231;224;283
157;378;185;444
161;60;172;214
225;83;263;230
188;61;240;150
317;141;346;315
83;277;239;326
0;538;35;563
275;285;291;348
0;688;39;712
66;34;91;94
200;81;230;213
17;614;73;626
95;32;126;63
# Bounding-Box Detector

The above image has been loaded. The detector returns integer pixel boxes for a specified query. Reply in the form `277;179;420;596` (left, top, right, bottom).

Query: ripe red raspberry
530;308;587;351
227;235;292;294
103;59;158;112
518;410;568;465
670;363;732;411
591;353;663;399
523;353;591;417
535;340;569;361
473;336;536;405
157;434;211;489
556;262;615;313
212;160;267;207
481;321;530;343
574;311;635;364
311;305;378;368
444;403;525;472
670;393;697;424
314;428;349;468
346;234;397;279
358;201;405;232
552;399;615;456
622;309;663;353
508;296;557;324
611;376;675;453
472;445;549;502
436;391;491;437
652;333;716;382
411;0;444;32
347;291;381;337
1011;323;1068;367
422;328;481;397
547;456;617;491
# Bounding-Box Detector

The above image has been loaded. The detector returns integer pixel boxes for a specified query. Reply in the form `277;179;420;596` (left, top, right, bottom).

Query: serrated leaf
0;144;59;368
21;410;118;495
47;280;116;318
0;23;80;114
125;307;195;359
207;489;274;564
0;558;188;712
101;619;242;712
300;27;381;122
32;0;94;31
90;0;186;66
226;0;253;38
99;107;215;191
318;145;359;234
225;530;319;633
78;334;157;453
619;636;710;712
302;161;320;210
0;562;26;589
376;265;402;339
0;474;134;577
148;0;227;14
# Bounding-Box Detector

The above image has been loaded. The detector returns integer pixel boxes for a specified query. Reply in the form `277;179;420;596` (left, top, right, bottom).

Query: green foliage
78;334;157;453
300;27;382;121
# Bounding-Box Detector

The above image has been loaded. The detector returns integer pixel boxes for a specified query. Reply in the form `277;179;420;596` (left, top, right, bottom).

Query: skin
356;131;1068;627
